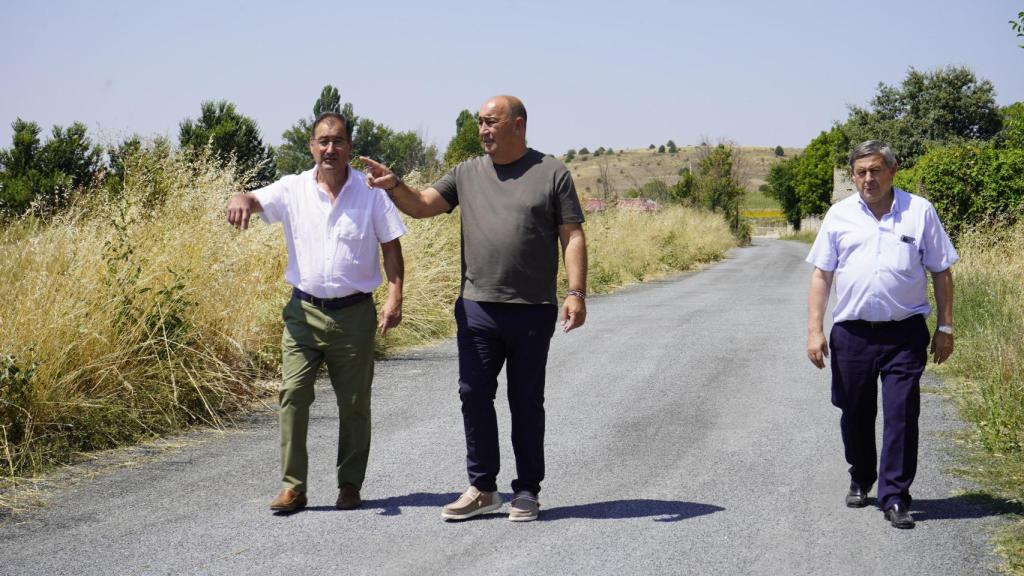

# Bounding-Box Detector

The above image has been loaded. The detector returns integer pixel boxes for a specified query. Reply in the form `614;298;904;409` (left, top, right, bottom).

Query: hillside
563;145;803;200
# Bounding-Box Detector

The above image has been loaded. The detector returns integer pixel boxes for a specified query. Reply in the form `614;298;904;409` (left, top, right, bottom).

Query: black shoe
884;502;915;529
845;483;870;508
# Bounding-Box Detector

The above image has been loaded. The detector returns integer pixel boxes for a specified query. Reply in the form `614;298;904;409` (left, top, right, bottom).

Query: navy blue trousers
829;315;929;510
455;298;557;495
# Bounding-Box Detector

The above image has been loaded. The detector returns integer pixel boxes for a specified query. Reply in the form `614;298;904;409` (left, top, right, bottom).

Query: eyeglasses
313;138;348;149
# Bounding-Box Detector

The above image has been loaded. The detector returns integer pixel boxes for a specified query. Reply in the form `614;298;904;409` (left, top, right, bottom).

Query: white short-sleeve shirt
806;188;959;323
253;166;406;298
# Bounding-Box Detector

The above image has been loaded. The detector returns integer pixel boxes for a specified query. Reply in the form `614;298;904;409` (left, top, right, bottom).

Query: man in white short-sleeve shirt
806;140;958;529
227;112;406;513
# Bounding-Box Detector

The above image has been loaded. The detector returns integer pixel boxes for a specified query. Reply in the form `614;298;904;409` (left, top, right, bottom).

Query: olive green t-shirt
433;149;584;305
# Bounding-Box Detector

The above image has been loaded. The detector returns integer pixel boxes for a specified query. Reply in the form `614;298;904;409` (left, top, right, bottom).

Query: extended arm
559;223;588;333
359;156;451;219
807;267;834;369
378;238;404;335
930;268;954;364
226;193;263;229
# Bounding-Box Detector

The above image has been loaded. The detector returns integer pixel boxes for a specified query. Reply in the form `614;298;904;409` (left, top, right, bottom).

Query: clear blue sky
3;0;1022;156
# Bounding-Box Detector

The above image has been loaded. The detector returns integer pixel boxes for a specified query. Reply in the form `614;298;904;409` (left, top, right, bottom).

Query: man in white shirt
227;112;406;513
806;140;958;529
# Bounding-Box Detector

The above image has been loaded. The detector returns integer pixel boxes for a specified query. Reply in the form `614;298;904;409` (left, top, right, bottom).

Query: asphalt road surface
0;239;1007;575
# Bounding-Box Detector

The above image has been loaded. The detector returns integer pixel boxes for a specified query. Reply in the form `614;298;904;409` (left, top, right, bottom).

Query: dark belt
292;287;371;310
843;315;921;328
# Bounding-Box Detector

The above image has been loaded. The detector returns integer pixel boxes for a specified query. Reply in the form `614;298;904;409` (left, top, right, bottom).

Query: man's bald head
483;95;527;127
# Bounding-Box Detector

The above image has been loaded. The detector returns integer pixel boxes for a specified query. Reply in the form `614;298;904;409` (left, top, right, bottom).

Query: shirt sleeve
554;168;585;225
432;168;459;212
805;211;838;271
919;202;959;273
372;188;407;244
252;177;290;224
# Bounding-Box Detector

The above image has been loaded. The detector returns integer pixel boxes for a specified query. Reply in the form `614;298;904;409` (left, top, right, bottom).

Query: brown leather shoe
270;488;307;512
336;485;362;510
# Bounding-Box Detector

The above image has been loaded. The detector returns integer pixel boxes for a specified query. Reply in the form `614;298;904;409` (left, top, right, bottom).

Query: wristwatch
937;325;954;335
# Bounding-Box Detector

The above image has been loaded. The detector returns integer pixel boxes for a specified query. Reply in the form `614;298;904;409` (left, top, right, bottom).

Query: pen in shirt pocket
899;234;916;244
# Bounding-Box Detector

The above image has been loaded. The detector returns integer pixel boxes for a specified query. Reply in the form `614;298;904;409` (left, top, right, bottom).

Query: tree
276;85;358;177
443;110;483;168
669;168;696;204
667;140;678;154
657;144;666;154
764;159;801;229
1012;10;1024;48
578;147;591;156
774;145;785;157
563;149;576;163
648;144;655;150
693;143;746;233
842;66;1002;168
0;119;102;215
793;127;848;218
639;179;669;201
179;100;275;187
594;147;605;157
999;102;1024;149
895;143;1024;238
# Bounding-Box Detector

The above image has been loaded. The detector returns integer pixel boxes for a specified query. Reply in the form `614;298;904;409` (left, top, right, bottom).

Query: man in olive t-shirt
360;95;587;522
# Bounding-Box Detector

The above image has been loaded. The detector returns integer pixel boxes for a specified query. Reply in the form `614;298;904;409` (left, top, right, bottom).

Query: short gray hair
848;140;897;172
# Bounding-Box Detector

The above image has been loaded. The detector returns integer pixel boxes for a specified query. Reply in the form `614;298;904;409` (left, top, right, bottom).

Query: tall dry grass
941;222;1024;574
583;206;735;291
0;158;736;486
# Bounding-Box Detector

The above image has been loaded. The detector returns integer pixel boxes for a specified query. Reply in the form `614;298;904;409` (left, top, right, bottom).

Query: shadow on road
911;494;1024;523
540;499;724;522
279;493;725;523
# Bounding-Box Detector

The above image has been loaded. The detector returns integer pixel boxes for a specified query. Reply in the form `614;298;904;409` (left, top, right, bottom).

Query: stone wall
833;167;856;203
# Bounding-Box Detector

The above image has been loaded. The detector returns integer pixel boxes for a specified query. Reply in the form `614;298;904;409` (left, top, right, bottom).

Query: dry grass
0;158;736;483
582;206;736;291
939;222;1024;574
566;146;800;200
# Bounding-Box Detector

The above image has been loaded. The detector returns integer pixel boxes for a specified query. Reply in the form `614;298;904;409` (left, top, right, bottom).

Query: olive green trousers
278;296;375;493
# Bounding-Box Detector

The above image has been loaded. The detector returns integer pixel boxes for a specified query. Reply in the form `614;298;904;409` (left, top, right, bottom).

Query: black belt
292;287;371;310
843;315;921;328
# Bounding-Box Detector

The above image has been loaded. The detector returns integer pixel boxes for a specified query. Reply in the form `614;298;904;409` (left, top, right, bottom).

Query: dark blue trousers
829;315;929;510
455;298;557;495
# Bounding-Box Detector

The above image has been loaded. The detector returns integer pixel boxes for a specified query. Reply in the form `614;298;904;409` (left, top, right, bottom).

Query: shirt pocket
333;209;367;266
881;232;919;275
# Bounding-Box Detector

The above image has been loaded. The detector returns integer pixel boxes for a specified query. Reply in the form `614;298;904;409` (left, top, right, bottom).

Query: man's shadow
354;492;723;522
907;494;1023;523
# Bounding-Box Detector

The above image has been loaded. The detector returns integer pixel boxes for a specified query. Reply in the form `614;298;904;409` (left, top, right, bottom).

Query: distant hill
562;146;803;200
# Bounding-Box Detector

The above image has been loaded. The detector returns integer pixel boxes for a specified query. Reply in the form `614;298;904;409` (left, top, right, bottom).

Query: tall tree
179;100;275;187
793;127;848;218
842;66;1001;168
765;159;801;229
443;110;483;168
0;119;102;215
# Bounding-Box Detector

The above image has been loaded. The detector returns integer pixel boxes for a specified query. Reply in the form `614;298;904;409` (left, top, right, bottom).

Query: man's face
477;99;521;158
851;154;897;208
309;119;351;171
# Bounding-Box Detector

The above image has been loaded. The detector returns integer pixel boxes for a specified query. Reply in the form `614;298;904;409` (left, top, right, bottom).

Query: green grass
741;187;783;211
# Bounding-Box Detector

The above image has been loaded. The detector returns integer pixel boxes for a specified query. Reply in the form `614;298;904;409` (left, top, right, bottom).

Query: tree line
764;65;1023;235
0;85;486;218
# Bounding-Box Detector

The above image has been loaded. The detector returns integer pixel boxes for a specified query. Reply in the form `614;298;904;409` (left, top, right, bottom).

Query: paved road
0;239;1006;575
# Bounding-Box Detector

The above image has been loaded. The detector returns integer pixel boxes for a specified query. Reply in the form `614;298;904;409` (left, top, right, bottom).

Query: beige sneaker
508;491;540;522
441;486;502;520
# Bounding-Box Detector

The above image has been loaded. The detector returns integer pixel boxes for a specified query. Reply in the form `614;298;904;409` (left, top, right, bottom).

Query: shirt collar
855;186;904;218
